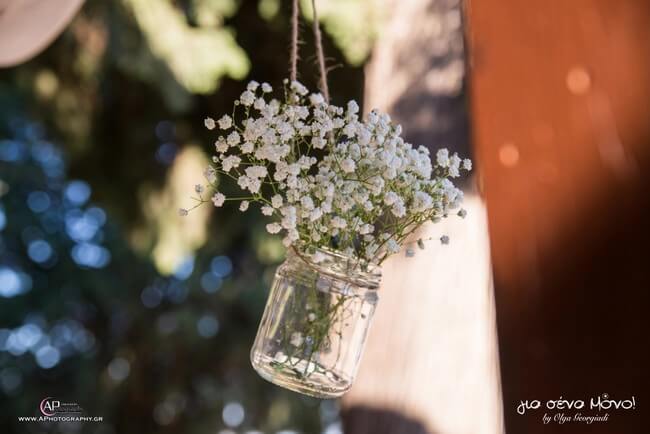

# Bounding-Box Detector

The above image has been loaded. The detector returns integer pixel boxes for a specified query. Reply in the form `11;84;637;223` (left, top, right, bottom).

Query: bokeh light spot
0;140;28;162
222;401;245;427
155;121;176;142
16;324;43;349
200;272;223;293
0;206;6;231
28;239;53;263
35;345;61;369
566;66;591;95
0;367;22;394
27;191;51;213
141;286;164;309
107;357;131;382
65;180;91;206
71;243;111;268
157;313;179;335
0;266;31;297
153;402;176;426
196;314;219;338
155;142;178;165
210;256;233;277
498;143;520;167
323;422;344;434
173;255;195;280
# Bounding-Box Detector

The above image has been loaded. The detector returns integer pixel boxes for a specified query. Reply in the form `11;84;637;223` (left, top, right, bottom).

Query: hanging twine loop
289;0;330;103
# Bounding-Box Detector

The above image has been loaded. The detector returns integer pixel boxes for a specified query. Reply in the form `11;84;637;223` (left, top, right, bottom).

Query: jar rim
288;245;382;289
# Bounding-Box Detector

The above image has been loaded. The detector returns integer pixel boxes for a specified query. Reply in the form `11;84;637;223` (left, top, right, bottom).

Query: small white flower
261;82;272;93
247;80;260;91
387;238;400;254
240;90;255;106
227;131;240;147
290;332;304;347
218;115;232;129
247;178;262;193
383;191;399;206
178;208;188;216
463;158;472;171
215;137;228;153
241;141;254;153
271;194;283;208
222;155;241;172
246;165;268;179
239;201;250;212
261;205;274;216
436;148;450;167
266;223;282;234
309;93;325;106
331;216;347;229
308;312;317;321
391;201;406;217
310;135;326;149
211;192;225;207
300;196;314;210
347;100;359;115
254;98;266;110
457;209;467;218
204;117;216;130
359;224;374;235
194;184;204;194
290;81;308;96
204;166;217;183
440;235;450;245
449;154;462;177
340;158;356;173
309;207;323;222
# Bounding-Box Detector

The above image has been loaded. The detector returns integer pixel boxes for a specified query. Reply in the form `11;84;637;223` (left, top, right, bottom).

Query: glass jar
250;247;381;398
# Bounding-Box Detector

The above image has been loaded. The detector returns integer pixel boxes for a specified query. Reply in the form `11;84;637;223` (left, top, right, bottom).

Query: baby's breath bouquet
185;80;470;263
185;80;471;397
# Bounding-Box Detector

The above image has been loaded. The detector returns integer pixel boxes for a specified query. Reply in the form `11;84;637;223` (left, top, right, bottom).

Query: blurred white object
0;0;84;67
343;195;504;434
343;0;503;431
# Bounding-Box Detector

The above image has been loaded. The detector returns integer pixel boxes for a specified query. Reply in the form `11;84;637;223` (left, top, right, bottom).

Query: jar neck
288;246;382;289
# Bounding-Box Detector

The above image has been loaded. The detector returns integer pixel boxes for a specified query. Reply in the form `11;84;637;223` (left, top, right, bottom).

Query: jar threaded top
288;246;382;290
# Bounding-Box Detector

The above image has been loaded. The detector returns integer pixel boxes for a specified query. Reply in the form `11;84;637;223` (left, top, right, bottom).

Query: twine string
289;0;329;103
310;0;330;103
289;0;299;82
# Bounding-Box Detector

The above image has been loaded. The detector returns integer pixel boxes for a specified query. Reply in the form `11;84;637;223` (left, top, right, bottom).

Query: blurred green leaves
0;0;370;432
119;0;249;112
301;0;382;66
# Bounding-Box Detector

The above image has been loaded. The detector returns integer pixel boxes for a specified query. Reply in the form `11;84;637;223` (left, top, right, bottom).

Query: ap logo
39;397;60;416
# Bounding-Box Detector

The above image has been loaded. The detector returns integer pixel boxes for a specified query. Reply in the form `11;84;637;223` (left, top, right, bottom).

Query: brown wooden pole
465;0;650;432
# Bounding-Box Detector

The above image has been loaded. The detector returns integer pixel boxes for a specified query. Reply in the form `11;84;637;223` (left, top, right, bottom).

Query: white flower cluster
191;80;471;265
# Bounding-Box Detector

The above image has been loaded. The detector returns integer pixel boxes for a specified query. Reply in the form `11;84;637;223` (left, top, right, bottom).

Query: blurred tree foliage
0;0;375;433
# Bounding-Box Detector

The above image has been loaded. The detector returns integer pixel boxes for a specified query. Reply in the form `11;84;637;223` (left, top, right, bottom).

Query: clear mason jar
250;247;381;398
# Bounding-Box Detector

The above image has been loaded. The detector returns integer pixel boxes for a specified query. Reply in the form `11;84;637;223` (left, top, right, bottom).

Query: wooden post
465;0;650;432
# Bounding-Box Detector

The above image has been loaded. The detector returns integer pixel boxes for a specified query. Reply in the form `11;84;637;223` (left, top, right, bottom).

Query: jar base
251;352;351;398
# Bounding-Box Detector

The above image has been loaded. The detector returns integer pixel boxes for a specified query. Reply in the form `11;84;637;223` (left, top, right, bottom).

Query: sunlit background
0;1;381;433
